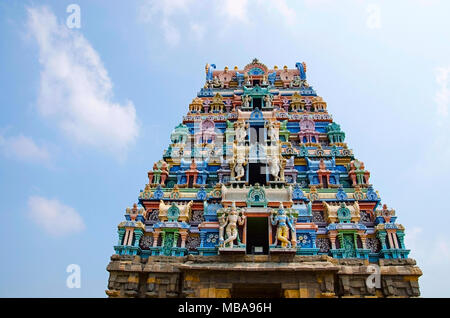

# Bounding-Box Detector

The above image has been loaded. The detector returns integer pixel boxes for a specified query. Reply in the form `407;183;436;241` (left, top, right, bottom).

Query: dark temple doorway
246;217;269;254
252;97;262;108
231;283;282;298
248;162;267;185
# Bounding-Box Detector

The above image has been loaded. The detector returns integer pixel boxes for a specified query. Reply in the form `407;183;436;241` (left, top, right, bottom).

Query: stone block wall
105;254;421;298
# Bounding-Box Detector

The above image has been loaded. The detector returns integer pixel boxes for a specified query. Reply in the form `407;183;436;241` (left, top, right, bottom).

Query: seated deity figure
290;75;310;88
271;203;295;248
212;76;223;88
290;75;301;88
222;202;246;248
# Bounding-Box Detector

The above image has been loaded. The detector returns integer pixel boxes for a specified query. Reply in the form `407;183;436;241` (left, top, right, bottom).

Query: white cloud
267;0;296;25
435;66;450;118
303;0;335;6
138;0;301;46
139;0;192;46
190;23;205;41
221;0;249;22
0;133;50;164
366;3;381;29
27;6;139;155
28;195;85;237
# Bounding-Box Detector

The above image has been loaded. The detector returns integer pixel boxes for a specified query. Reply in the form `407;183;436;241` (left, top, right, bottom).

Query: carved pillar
310;232;317;248
397;232;406;249
359;232;367;249
386;230;395;249
388;231;399;249
148;171;154;184
180;230;188;248
377;232;387;250
200;231;206;248
152;229;161;247
134;229;144;247
118;228;125;245
160;173;167;186
173;232;179;249
329;232;337;249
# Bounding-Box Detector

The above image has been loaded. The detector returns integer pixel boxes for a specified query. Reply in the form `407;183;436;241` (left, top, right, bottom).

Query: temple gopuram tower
106;59;421;298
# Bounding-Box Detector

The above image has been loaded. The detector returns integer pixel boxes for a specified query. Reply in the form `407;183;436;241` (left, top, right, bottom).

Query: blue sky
0;0;449;297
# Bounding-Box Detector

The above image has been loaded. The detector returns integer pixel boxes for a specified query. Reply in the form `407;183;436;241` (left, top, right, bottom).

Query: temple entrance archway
246;217;269;255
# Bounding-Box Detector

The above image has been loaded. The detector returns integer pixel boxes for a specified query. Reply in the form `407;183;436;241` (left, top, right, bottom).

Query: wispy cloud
26;6;139;156
190;22;205;41
266;0;296;25
221;0;249;22
435;66;450;118
0;133;50;164
139;0;192;46
366;3;382;29
138;0;300;46
28;195;85;237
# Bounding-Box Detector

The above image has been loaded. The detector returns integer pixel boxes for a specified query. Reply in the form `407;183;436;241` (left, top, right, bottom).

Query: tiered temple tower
106;59;421;298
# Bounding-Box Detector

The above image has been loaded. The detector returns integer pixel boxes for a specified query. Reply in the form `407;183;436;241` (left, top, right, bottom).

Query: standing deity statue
231;142;248;181
234;162;245;181
264;94;273;108
242;95;251;109
244;73;251;86
235;120;248;143
261;74;268;86
268;155;281;181
266;120;278;142
271;203;295;248
265;143;285;182
221;202;246;248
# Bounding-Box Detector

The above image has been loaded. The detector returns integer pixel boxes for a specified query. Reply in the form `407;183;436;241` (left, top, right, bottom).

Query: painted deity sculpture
266;144;285;182
234;119;248;143
269;155;281;181
242;95;252;109
271;203;295;248
211;76;223;88
220;202;246;248
261;74;268;86
266;120;279;142
264;94;273;108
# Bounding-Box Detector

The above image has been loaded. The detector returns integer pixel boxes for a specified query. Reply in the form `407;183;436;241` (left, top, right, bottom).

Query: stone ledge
178;261;340;272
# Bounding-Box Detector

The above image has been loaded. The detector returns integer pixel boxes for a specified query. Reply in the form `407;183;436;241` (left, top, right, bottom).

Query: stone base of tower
105;254;421;298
